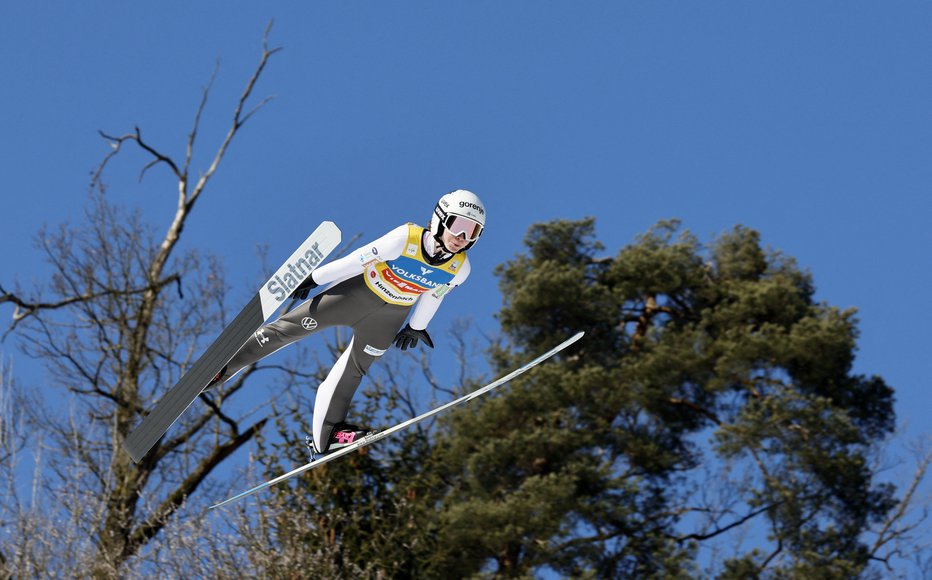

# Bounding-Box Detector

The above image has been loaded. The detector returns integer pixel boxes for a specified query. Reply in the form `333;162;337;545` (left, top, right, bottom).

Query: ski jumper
221;223;471;452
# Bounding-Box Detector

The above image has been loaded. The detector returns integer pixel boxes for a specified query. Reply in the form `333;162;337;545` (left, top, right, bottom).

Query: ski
210;330;585;509
123;221;342;463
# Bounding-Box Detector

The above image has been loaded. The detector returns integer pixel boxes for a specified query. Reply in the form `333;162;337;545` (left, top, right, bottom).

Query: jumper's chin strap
424;231;455;266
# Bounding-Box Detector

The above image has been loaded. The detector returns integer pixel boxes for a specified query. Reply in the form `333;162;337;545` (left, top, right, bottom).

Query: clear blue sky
1;0;930;545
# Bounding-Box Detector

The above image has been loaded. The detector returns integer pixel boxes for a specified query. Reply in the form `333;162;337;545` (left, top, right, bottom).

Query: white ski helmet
430;189;486;253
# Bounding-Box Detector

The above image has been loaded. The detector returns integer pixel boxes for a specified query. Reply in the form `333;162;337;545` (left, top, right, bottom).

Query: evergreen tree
427;218;895;578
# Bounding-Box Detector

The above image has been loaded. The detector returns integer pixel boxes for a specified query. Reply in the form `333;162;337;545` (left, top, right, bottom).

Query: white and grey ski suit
221;223;471;452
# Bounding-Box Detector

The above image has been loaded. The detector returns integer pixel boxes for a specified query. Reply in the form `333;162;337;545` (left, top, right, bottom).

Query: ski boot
328;422;370;451
305;422;371;458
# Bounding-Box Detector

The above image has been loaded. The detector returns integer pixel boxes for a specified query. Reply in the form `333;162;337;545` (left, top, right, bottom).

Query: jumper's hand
393;324;434;351
292;276;319;301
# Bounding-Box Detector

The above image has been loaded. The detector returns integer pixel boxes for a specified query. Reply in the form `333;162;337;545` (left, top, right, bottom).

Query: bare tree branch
674;502;780;543
186;20;282;214
127;418;268;555
0;276;179;339
182;62;219;180
868;437;932;566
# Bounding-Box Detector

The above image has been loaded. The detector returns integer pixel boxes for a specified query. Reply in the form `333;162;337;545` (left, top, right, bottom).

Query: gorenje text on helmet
458;201;484;215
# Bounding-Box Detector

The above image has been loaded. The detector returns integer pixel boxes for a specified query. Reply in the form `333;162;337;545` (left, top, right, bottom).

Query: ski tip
316;220;342;238
209;479;278;509
209;488;257;510
558;331;584;350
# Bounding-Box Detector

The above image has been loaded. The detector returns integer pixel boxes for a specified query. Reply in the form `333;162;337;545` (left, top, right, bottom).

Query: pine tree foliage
430;218;895;577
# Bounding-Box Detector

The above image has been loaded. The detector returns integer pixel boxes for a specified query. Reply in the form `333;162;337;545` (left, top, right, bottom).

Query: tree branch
758;538;784;572
674;502;780;543
667;397;722;425
138;365;259;474
182;62;219;181
127;418;267;555
134;126;183;181
198;392;240;434
0;276;179;339
869;441;932;560
185;20;282;213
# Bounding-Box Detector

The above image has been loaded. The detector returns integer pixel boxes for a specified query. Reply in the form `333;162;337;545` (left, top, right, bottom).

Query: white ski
123;221;342;463
210;331;584;509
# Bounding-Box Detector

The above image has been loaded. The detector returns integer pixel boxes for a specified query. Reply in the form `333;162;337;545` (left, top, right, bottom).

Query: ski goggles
444;215;484;241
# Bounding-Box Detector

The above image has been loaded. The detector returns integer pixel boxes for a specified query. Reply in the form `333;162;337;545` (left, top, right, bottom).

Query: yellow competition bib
364;224;464;305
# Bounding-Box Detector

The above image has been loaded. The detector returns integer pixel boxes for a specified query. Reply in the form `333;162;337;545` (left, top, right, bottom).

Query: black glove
393;324;434;351
292;275;319;301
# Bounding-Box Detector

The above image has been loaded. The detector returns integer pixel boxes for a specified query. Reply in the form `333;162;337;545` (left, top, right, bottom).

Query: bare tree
865;434;932;578
0;23;290;576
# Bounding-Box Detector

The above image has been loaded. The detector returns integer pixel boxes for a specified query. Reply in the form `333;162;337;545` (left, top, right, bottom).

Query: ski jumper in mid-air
210;189;486;455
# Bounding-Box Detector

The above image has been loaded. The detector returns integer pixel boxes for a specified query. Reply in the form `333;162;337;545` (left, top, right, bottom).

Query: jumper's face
441;229;470;253
440;214;482;253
